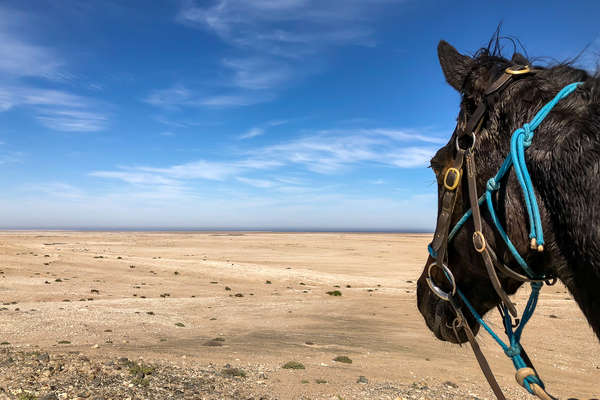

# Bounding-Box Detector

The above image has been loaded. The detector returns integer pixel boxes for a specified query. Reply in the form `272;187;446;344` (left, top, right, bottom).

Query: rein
425;65;582;400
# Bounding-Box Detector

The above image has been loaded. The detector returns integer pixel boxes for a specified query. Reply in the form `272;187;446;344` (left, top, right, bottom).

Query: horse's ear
511;52;529;66
438;40;472;91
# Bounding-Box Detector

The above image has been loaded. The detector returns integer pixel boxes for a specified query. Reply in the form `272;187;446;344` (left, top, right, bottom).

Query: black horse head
416;38;594;344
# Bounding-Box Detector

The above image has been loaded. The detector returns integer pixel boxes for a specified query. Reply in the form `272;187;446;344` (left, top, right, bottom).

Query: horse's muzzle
417;273;480;344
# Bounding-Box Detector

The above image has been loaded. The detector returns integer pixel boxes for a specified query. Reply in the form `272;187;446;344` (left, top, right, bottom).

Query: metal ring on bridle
505;65;531;75
472;231;486;253
455;132;476;152
443;167;461;190
426;261;456;301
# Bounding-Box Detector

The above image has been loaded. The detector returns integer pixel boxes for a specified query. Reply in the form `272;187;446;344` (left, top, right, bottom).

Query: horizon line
0;227;434;234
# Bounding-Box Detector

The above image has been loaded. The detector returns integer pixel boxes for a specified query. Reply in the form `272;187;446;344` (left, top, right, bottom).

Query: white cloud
236;176;275;188
90;171;180;186
0;86;108;132
21;182;84;200
177;0;394;57
0;6;108;132
239;119;289;140
160;0;402;108
36;109;108;132
389;146;438;168
0;87;83;111
199;93;273;107
0;151;23;165
239;127;264;139
222;57;293;90
0;32;63;79
0;6;64;79
91;127;439;196
144;84;273;109
137;160;239;181
254;128;440;173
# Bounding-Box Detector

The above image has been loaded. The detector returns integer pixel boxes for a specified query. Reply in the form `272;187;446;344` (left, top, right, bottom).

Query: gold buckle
472;231;486;253
443;167;461;190
505;65;531;75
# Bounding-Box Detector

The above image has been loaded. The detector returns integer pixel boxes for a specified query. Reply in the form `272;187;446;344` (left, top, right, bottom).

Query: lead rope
486;81;583;258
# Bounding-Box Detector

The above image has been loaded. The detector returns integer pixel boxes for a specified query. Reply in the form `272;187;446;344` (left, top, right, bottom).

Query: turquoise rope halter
428;81;582;395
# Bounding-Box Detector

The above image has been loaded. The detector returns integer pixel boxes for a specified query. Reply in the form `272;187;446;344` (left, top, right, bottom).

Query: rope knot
486;178;500;192
504;343;522;358
530;281;543;292
522;123;533;146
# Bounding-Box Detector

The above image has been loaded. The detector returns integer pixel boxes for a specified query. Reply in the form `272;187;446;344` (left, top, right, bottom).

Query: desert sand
0;231;597;399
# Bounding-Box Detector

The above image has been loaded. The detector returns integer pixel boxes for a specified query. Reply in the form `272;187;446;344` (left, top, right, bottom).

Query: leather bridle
426;64;558;400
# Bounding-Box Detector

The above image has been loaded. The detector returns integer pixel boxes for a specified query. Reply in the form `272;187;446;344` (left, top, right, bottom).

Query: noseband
425;65;582;400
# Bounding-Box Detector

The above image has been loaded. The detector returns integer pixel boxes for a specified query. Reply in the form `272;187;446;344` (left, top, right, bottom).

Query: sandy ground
0;231;598;399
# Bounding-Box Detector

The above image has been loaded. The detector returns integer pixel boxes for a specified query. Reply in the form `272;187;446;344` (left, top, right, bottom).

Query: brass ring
443;167;461;190
505;65;531;75
472;231;486;253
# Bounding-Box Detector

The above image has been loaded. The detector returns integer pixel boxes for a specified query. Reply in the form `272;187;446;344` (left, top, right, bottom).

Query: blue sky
0;0;598;230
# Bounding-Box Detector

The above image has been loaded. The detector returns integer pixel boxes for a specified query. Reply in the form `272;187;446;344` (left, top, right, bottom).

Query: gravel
0;349;535;399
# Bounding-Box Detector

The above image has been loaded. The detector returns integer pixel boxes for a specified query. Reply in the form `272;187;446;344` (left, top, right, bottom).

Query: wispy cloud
91;127;439;191
0;87;82;111
21;182;85;200
236;176;275;188
144;85;191;109
36;109;107;132
222;57;293;90
144;84;272;109
160;0;402;108
177;0;395;57
0;150;23;165
0;86;108;132
239;119;289;140
90;171;180;186
0;7;64;80
240;127;265;139
253;128;442;173
0;5;109;132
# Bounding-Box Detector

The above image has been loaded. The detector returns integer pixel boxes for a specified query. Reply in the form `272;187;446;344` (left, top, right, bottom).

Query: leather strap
450;301;507;400
431;150;465;263
485;72;513;96
465;151;518;317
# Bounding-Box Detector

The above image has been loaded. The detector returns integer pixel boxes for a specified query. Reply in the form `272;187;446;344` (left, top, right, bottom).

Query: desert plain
0;231;597;399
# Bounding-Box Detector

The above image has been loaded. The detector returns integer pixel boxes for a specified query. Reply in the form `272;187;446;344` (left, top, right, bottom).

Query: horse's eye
429;161;443;174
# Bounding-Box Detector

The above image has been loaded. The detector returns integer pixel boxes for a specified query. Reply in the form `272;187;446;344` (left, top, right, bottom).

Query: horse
415;36;600;399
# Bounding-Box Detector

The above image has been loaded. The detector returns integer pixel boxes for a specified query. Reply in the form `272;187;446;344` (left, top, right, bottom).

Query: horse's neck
530;106;600;341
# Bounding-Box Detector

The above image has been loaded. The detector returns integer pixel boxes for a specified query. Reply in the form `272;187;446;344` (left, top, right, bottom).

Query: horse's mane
467;27;598;81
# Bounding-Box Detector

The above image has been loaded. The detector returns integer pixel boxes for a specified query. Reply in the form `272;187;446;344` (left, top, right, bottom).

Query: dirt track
0;231;597;399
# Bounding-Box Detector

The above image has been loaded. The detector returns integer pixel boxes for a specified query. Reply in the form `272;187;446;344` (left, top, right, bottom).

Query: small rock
357;375;368;384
